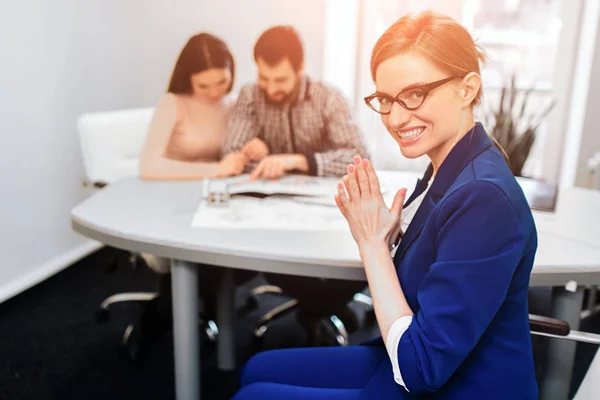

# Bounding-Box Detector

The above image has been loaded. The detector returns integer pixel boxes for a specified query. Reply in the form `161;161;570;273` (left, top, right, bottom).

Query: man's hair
254;25;304;71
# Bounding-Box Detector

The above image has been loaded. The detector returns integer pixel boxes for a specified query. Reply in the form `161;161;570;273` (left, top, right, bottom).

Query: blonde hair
371;10;486;107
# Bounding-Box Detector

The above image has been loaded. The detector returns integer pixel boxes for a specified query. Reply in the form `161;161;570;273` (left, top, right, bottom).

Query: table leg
539;286;585;400
217;268;236;370
171;259;200;400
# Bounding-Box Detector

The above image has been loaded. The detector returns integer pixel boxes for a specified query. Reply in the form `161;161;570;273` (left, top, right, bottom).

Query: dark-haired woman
128;33;256;361
140;32;249;179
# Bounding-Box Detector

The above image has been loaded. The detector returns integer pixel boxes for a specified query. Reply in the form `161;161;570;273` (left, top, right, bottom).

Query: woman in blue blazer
232;10;538;400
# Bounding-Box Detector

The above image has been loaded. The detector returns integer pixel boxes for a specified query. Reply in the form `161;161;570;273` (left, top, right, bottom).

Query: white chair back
77;107;154;185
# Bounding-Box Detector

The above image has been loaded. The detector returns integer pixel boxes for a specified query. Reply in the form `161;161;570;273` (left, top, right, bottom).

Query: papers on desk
202;174;388;199
193;174;394;230
191;195;348;230
203;174;342;198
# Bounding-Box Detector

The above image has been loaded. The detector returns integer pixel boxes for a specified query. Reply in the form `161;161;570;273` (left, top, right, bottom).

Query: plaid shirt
222;77;369;177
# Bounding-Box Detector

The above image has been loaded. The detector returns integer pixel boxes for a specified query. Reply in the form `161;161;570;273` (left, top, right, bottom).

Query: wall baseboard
0;239;104;304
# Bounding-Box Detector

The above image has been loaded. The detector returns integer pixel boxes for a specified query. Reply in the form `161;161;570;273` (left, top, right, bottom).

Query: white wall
0;0;326;303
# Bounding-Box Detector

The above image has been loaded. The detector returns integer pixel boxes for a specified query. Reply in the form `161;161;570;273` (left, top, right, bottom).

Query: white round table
71;171;600;400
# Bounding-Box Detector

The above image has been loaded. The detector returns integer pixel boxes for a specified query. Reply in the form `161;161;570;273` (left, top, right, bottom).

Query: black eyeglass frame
364;76;457;114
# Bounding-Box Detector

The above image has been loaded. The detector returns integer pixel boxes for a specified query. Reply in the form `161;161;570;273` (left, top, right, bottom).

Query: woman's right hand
217;153;248;177
335;156;407;253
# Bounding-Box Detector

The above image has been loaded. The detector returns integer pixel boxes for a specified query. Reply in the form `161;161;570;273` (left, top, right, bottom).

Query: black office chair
82;182;164;343
529;313;600;396
83;182;201;362
242;276;373;347
90;182;159;324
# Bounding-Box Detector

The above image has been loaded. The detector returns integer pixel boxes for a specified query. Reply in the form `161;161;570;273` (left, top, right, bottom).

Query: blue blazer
361;123;538;399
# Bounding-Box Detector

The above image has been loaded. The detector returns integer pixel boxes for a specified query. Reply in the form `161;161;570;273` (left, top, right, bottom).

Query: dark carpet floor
0;247;599;399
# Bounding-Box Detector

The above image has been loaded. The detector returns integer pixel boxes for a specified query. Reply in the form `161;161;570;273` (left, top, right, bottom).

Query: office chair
245;283;373;347
529;313;600;400
572;329;600;399
77;107;184;358
530;313;600;344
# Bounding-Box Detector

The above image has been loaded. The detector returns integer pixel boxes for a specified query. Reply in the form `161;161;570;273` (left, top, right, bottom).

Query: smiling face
374;51;478;169
190;67;232;103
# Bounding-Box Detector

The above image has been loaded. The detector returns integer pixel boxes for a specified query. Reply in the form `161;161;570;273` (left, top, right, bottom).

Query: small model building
206;180;230;206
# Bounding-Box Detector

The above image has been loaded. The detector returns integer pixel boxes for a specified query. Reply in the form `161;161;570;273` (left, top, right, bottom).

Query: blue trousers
232;346;390;399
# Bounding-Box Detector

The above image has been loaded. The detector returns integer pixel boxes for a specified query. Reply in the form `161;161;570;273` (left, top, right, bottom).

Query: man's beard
262;77;301;106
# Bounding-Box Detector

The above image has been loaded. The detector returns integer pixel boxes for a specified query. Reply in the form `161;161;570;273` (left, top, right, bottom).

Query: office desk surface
72;172;600;287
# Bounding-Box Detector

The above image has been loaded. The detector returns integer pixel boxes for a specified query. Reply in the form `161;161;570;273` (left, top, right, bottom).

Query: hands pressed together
334;156;408;253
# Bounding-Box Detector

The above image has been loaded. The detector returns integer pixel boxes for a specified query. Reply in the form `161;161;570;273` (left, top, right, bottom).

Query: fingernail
363;159;369;167
353;156;361;165
348;165;355;173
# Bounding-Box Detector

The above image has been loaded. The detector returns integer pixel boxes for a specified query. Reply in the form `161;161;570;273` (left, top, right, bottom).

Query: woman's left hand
335;156;407;251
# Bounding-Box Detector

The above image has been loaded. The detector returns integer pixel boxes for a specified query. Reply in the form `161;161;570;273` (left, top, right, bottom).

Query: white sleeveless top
391;180;432;257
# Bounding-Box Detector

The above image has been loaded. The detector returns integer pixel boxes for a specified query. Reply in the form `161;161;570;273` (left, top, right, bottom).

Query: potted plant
481;74;556;177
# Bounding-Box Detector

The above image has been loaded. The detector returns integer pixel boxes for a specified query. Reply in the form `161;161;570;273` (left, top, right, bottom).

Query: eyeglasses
364;76;456;114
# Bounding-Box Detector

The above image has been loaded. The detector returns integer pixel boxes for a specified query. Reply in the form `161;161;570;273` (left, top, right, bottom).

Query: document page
191;195;348;230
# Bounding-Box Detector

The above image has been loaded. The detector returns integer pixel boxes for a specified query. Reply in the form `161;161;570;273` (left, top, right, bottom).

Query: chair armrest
529;314;570;336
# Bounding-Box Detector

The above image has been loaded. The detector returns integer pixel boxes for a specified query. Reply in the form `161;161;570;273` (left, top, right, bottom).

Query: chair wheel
96;309;110;323
303;317;348;347
254;323;269;339
203;319;219;342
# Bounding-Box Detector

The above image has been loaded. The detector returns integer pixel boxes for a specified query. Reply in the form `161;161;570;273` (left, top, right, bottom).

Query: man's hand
241;137;269;162
217;153;249;177
249;154;308;181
